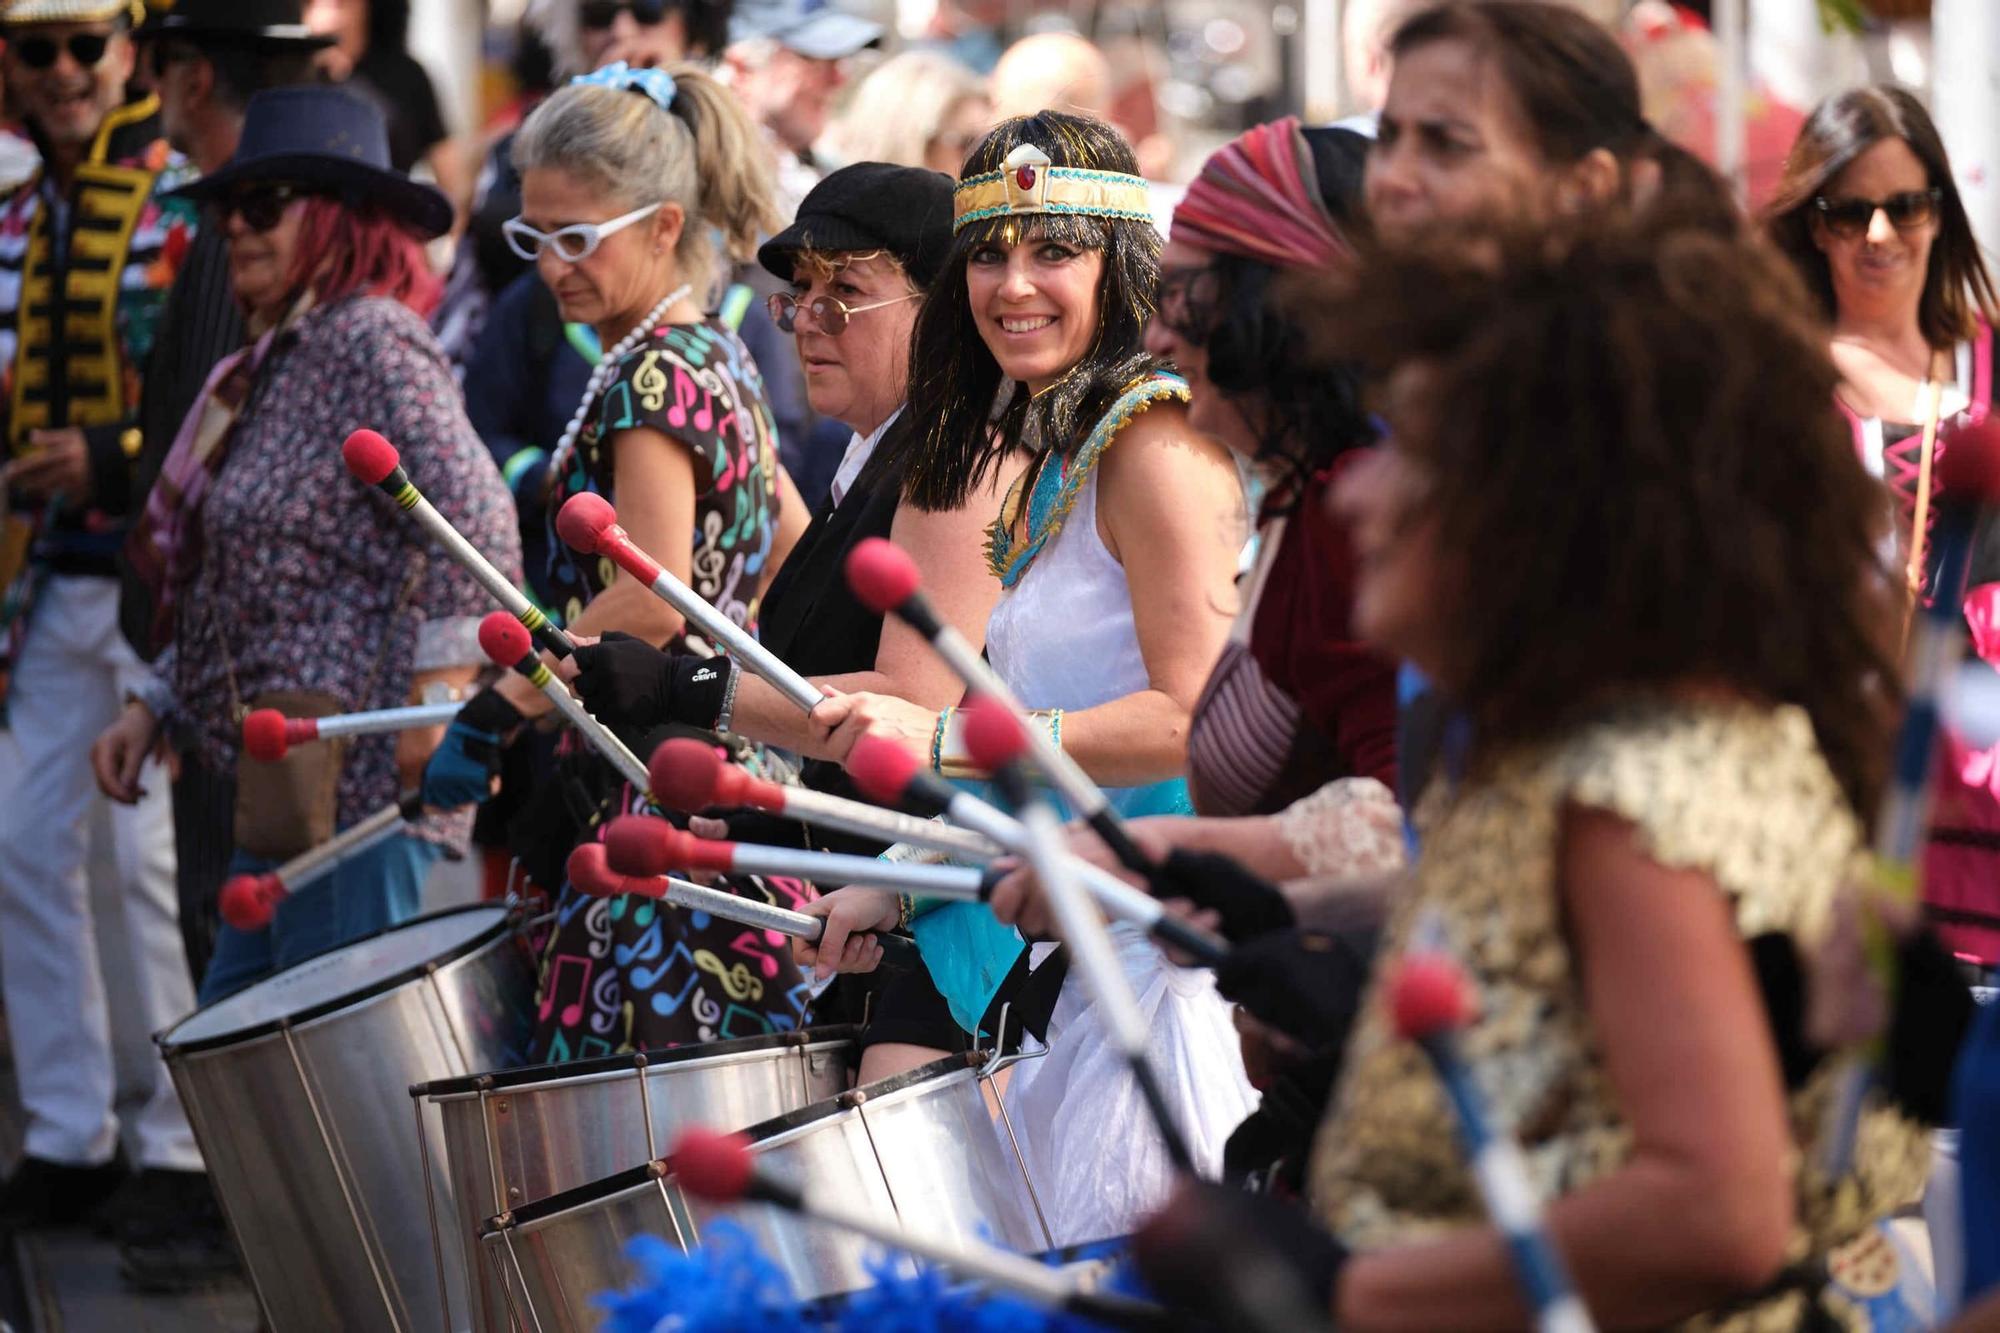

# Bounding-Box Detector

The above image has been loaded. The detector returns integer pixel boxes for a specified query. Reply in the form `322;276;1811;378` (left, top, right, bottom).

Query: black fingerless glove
1135;1179;1346;1330
1217;927;1376;1050
571;632;736;730
458;683;526;736
1887;926;1976;1125
1149;848;1297;944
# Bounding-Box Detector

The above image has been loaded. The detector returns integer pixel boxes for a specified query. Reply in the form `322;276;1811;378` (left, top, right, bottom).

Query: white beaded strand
547;281;694;479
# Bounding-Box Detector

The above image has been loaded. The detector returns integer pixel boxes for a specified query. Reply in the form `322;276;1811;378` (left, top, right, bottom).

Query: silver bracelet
713;659;742;735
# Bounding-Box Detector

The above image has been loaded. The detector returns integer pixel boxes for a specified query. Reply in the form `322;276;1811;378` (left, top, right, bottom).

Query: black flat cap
759;162;956;288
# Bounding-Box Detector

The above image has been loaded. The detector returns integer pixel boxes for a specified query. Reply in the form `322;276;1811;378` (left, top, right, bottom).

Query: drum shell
427;1032;857;1333
162;907;536;1332
483;1059;1052;1328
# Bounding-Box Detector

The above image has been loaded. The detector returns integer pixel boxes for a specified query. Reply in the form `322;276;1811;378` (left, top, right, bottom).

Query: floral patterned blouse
545;317;781;636
154;296;520;849
1310;697;1930;1331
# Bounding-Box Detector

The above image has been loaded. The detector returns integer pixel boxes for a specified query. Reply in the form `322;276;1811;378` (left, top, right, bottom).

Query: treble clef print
691;509;726;595
584;895;613;959
588;964;622;1036
695;948;764;1002
633;349;669;413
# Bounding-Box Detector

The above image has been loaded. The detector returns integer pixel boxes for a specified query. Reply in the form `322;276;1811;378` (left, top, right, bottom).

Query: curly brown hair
1302;217;1903;817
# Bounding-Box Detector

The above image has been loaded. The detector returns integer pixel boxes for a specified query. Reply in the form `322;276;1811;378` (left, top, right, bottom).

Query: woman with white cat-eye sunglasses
502;200;662;263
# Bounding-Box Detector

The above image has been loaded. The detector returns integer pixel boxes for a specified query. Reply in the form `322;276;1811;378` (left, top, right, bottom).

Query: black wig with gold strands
882;112;1168;513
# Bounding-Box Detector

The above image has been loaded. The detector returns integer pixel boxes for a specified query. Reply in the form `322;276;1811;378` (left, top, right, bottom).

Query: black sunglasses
216;183;310;234
580;0;676;29
1812;187;1943;239
15;32;111;71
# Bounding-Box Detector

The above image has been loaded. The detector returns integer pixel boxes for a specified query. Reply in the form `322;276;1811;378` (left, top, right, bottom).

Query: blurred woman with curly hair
1271;215;1929;1330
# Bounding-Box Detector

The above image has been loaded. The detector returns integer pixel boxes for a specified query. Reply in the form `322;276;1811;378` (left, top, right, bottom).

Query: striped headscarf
1171;116;1352;270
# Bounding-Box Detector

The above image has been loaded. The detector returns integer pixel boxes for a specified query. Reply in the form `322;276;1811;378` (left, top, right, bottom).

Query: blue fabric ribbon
572;60;678;113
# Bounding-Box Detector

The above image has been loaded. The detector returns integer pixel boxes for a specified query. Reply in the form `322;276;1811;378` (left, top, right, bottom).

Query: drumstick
341;430;575;658
242;702;463;763
603;815;1003;900
218;794;423;931
648;736;997;859
670;1126;1169;1328
565;842;919;968
1827;418;2000;1172
846;734;1232;968
477;613;650;793
555;492;822;711
962;698;1196;1174
1390;951;1595;1333
845;538;1156;876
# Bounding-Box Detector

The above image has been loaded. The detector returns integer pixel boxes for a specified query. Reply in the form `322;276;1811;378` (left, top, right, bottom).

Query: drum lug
494;1097;510;1116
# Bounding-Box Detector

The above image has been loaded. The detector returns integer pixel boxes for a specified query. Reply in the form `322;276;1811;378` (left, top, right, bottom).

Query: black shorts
814;943;1066;1056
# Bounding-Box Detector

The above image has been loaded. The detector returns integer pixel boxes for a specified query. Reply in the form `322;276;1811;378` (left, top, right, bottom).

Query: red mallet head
242;708;292;763
478;612;534;668
1939;415;2000;504
670;1126;758;1203
566;841;623;897
648;738;726;812
556;491;621;556
1389;954;1476;1041
605;814;678;878
342;429;401;486
219;873;282;931
845;537;922;614
847;733;921;805
963;696;1030;772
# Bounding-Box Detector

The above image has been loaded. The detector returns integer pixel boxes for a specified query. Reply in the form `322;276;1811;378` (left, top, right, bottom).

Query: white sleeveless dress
984;460;1257;1246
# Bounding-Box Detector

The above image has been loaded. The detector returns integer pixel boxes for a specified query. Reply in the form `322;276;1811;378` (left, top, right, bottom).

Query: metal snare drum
482;1052;1052;1330
416;1027;859;1333
159;905;536;1333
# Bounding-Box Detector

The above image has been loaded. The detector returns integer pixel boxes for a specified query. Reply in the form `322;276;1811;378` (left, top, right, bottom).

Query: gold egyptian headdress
952;142;1152;235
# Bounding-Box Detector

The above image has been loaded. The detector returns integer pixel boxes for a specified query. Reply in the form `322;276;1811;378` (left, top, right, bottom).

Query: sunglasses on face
218;183;308;233
1153;264;1222;343
503;201;661;264
767;290;917;336
580;0;676;29
15;31;111;71
1812;187;1942;239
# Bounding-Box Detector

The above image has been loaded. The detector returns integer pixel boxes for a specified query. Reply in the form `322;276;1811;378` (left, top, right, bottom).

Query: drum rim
158;904;519;1056
484;1051;986;1234
413;1025;863;1100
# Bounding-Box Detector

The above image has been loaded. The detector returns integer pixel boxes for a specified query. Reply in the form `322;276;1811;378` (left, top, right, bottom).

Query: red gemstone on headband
1016;165;1037;191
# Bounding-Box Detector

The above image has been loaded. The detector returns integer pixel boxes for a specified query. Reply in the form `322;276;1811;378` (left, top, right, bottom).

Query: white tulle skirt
999;924;1258;1247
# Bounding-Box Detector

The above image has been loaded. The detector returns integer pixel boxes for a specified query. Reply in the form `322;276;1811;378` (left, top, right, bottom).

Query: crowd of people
0;0;1993;1327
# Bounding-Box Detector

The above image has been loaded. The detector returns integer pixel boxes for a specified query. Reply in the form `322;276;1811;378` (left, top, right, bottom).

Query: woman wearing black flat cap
93;85;518;1002
568;160;1032;1081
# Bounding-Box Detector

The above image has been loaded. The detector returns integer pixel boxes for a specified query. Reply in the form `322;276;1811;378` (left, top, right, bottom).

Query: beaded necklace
547;281;694;478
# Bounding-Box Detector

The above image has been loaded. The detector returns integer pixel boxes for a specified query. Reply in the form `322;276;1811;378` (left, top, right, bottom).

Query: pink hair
286;196;441;317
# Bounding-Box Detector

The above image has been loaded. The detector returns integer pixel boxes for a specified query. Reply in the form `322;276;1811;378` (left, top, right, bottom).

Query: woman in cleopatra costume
419;63;819;1061
804;112;1257;1245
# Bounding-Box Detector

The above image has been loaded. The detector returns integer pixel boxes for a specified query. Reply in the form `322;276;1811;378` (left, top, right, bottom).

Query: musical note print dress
529;316;817;1062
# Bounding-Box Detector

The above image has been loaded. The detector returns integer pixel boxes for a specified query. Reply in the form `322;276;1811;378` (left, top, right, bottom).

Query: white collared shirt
829;405;904;508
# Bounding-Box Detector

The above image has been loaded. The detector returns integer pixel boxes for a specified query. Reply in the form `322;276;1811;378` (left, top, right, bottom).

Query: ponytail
515;62;782;294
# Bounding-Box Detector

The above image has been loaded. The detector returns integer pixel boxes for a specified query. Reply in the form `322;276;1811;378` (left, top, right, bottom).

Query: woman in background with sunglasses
1766;88;2000;980
94;85;519;1000
420;61;819;1063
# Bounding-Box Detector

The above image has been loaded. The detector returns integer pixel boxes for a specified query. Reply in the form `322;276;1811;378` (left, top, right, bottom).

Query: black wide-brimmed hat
169;86;453;240
759;162;955;287
134;0;335;49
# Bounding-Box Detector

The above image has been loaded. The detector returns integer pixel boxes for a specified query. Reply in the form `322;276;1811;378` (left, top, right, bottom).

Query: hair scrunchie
572;60;679;114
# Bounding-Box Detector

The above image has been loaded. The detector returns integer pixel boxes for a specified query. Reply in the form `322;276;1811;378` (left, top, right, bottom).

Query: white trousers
0;574;199;1170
